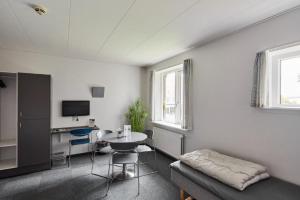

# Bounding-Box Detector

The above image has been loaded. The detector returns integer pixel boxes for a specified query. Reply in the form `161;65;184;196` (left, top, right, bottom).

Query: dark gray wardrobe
0;72;51;178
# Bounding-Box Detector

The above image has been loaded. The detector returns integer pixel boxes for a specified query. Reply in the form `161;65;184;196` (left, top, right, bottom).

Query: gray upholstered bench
170;161;300;200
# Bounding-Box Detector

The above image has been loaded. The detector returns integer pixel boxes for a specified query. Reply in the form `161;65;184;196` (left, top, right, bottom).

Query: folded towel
179;149;270;191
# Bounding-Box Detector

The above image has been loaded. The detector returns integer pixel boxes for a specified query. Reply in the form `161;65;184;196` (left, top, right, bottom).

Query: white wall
0;50;141;154
143;8;300;185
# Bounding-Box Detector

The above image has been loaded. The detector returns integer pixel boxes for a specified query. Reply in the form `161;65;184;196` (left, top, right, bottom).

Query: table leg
113;164;135;180
122;164;126;174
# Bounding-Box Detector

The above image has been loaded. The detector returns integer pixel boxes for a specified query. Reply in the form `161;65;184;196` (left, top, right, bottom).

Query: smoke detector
33;5;47;15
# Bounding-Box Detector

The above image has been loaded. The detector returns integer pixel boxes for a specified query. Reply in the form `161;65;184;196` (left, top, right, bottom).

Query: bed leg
180;189;185;200
180;189;194;200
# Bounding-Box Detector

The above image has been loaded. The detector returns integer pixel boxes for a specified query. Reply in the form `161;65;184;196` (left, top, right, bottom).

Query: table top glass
97;132;147;143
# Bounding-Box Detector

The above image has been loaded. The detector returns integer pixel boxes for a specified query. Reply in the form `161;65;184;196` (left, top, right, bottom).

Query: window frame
268;45;300;109
152;64;184;128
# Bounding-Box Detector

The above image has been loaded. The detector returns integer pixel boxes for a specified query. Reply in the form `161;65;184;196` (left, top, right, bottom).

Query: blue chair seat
70;138;90;145
70;128;92;137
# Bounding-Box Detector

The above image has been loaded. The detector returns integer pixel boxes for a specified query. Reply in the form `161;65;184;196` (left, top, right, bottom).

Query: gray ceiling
0;0;300;66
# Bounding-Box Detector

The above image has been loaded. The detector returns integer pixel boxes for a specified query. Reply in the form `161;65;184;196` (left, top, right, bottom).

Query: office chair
68;128;93;167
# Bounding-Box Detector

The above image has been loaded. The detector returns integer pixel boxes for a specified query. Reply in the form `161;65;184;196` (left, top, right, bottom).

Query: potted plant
126;99;148;132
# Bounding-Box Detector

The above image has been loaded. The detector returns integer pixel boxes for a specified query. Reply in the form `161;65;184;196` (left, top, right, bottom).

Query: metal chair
68;128;93;167
135;129;158;176
91;130;113;173
107;142;140;195
94;130;113;153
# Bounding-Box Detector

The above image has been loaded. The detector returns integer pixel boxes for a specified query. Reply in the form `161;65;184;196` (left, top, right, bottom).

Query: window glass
164;72;176;123
280;57;300;105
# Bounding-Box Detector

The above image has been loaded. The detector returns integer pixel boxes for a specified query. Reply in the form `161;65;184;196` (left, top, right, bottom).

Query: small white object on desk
89;119;95;127
123;125;131;136
116;128;123;138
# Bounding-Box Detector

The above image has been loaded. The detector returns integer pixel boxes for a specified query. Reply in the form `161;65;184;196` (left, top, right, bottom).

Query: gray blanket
179;149;269;190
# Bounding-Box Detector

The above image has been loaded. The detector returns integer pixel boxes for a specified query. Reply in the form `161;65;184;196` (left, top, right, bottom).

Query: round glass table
98;131;147;143
97;131;147;179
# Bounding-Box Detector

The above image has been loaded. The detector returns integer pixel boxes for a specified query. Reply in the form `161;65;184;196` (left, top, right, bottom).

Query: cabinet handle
20;112;22;117
19;122;22;128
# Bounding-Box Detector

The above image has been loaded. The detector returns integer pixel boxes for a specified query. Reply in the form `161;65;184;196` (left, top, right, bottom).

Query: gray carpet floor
0;152;179;200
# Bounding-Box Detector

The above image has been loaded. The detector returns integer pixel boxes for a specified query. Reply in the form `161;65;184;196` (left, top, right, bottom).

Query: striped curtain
251;52;269;108
182;59;193;130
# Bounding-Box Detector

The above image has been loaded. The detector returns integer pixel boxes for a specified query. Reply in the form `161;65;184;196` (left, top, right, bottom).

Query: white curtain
149;71;154;121
182;59;193;130
251;51;269;108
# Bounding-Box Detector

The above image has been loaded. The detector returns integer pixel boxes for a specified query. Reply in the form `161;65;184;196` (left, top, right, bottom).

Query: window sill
151;121;190;134
263;106;300;111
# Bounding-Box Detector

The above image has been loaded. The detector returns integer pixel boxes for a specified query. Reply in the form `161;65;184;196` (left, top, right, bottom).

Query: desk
50;126;100;166
51;125;100;142
51;125;100;134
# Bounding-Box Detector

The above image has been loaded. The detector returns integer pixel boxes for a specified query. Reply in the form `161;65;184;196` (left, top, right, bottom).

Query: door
18;73;51;167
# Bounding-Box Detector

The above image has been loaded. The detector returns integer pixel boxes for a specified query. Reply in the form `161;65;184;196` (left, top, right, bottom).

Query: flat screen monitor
62;101;90;116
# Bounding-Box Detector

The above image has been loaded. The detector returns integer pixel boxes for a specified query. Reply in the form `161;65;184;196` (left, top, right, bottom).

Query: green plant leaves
126;99;148;132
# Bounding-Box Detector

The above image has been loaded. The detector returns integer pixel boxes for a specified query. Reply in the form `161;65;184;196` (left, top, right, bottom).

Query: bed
170;161;300;200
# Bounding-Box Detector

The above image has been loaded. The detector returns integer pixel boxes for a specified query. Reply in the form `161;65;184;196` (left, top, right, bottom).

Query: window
163;69;183;124
268;44;300;108
152;64;183;127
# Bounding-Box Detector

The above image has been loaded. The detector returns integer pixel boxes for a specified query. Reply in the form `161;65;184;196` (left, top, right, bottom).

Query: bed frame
171;167;221;200
171;160;300;200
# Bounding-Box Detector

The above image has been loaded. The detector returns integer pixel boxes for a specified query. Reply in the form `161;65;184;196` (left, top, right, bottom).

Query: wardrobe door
18;73;51;167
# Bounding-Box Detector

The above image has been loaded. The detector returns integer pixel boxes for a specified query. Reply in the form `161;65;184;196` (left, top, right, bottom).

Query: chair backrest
70;128;92;137
143;129;155;146
101;130;113;135
97;129;113;140
143;129;153;139
110;142;138;151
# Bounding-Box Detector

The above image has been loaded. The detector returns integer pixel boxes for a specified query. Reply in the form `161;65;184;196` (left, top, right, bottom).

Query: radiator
153;127;184;158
